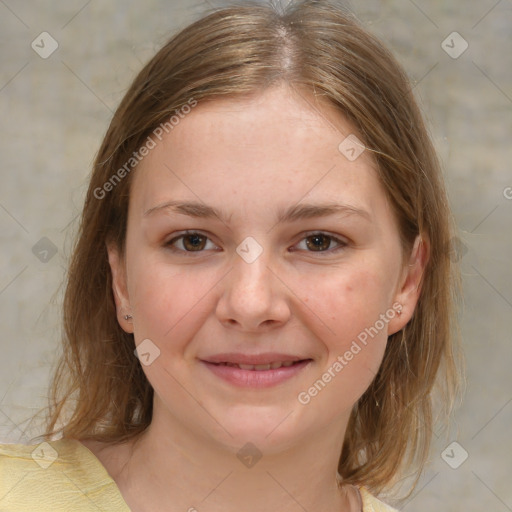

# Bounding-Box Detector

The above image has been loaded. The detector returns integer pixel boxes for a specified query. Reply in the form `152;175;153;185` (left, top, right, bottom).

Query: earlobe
388;235;429;336
107;242;134;333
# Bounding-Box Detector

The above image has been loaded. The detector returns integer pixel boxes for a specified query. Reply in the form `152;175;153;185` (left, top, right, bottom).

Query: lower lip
201;360;312;388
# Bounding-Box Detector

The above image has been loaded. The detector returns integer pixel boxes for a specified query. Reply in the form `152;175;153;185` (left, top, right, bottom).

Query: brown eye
305;234;333;251
166;232;216;253
293;232;347;255
182;233;207;251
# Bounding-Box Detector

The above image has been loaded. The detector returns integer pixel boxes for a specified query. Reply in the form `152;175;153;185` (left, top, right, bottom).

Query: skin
82;84;427;512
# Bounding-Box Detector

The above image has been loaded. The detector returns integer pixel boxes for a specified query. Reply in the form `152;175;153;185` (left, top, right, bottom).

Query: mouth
211;360;307;371
200;353;313;388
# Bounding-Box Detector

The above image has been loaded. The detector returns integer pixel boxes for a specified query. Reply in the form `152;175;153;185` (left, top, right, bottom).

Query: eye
294;232;347;253
166;231;218;253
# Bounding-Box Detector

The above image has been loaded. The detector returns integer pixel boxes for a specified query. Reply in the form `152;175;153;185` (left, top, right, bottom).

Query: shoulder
359;486;400;512
0;438;130;511
0;437;79;470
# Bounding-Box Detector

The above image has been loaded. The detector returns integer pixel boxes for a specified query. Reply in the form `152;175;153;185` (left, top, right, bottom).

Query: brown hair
35;0;462;496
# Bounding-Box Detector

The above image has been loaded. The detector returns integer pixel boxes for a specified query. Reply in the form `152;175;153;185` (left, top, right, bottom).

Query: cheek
127;257;215;349
127;261;221;400
299;265;393;391
295;268;392;414
301;264;393;345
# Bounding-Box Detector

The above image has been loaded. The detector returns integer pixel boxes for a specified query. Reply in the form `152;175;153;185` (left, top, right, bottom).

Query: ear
387;235;429;336
107;242;134;334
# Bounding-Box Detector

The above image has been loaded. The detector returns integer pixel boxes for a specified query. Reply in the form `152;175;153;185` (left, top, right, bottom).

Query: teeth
254;364;271;370
220;361;300;370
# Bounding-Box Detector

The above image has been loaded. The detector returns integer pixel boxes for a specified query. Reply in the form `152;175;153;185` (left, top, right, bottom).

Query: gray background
0;1;511;510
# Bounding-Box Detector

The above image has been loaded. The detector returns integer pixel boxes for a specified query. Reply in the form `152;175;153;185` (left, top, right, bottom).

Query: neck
111;408;353;512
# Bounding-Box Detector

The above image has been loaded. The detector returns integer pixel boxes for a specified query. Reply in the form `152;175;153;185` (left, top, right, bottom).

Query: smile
200;355;312;388
214;361;299;370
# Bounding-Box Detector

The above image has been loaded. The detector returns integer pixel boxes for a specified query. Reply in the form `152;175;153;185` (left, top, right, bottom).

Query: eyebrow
143;200;371;223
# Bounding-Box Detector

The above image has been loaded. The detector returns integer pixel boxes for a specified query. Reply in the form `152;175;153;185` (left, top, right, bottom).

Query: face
109;84;425;454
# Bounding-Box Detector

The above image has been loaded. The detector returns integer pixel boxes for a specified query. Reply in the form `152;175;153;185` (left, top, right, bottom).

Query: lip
200;353;312;388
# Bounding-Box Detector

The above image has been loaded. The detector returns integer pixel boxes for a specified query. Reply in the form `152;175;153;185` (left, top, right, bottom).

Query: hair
34;0;462;497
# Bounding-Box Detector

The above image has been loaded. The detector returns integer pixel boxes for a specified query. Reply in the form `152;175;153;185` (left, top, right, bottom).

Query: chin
205;403;315;456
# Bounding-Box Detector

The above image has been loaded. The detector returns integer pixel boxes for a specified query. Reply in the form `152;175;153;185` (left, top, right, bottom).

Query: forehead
130;84;390;224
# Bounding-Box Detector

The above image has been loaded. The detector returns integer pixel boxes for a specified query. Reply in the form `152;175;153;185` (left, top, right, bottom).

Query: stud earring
124;314;133;321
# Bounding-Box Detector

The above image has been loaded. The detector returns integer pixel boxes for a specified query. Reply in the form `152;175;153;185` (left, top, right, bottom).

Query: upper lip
201;353;309;365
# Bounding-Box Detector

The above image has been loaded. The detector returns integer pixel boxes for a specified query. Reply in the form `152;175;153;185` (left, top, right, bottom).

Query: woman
0;1;461;510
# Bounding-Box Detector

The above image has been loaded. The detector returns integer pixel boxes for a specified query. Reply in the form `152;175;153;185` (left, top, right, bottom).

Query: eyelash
164;230;348;256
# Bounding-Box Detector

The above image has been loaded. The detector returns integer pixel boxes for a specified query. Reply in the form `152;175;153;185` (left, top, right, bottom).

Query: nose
215;250;291;332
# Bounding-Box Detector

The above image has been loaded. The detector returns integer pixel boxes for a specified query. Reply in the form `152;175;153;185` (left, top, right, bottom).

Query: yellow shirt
0;439;398;511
